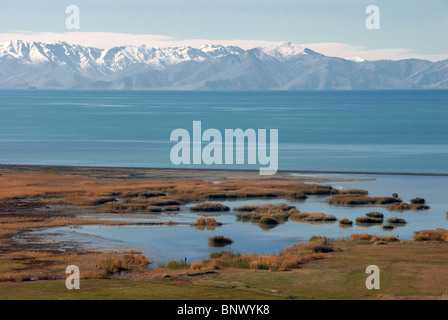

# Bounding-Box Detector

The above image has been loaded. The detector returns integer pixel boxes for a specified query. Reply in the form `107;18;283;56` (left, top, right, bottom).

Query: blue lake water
0;90;447;173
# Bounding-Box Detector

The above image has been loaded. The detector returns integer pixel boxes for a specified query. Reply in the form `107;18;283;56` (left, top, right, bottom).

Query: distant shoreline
1;164;447;177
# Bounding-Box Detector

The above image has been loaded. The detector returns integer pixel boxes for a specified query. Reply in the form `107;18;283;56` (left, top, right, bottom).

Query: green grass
0;279;278;300
1;242;446;300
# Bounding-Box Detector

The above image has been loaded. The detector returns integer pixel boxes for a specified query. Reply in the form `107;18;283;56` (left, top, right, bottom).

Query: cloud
0;31;173;49
303;42;448;62
0;31;279;50
1;31;447;61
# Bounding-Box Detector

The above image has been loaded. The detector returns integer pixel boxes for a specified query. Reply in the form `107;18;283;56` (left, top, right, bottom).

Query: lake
1;90;447;173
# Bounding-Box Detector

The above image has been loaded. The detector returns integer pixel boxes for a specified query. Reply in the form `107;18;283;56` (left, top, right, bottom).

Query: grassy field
1;241;446;300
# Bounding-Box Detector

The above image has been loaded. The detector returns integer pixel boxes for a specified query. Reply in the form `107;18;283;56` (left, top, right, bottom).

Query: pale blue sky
0;0;447;60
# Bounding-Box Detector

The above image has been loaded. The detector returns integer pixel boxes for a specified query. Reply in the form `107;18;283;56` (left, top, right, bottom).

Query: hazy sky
0;0;447;60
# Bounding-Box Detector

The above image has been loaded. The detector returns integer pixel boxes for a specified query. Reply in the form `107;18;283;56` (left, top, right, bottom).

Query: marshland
0;165;447;299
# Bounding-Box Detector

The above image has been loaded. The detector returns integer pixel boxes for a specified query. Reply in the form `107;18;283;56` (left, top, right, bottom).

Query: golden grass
355;215;383;224
413;229;448;242
387;217;407;225
326;194;401;206
191;218;223;226
290;212;337;222
161;259;190;270
333;189;368;195
350;234;399;242
387;202;430;211
235;204;297;224
203;180;335;200
338;218;353;225
0;250;149;282
0;171;336;206
191;203;230;212
366;212;384;218
235;203;294;212
190;237;333;272
208;235;233;247
98;202;163;213
304;236;335;253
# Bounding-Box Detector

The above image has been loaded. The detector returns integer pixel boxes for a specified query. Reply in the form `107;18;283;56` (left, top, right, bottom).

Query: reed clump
95;254;150;278
235;203;294;212
304;236;335;253
387;202;430;211
338;218;353;226
290;212;337;222
355;215;383;225
162;258;190;270
366;212;384;219
191;218;223;226
120;191;166;199
387;217;407;225
326;194;401;206
98;202;162;213
413;229;448;242
0;251;150;282
290;193;307;200
382;223;395;230
332;189;369;195
350;234;399;242
410;197;426;204
208;235;233;247
235;204;297;225
202;180;334;200
191;203;230;212
191;237;333;271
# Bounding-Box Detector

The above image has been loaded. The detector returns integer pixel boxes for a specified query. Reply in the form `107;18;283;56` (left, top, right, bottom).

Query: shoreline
1;164;447;177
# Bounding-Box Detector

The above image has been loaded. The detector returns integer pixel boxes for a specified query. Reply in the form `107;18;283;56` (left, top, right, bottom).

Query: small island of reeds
290;212;337;223
191;203;230;212
355;212;384;225
326;194;402;206
338;218;353;227
235;203;297;225
191;218;223;231
208;235;234;247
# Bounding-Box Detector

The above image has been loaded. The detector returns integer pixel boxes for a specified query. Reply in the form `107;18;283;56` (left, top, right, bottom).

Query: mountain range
0;40;447;90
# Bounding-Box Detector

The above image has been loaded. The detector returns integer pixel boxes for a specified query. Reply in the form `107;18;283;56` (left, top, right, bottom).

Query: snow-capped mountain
0;40;447;90
261;41;320;61
0;40;243;72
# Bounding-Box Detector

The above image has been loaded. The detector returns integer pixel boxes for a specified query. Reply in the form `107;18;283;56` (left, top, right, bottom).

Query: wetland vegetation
0;165;446;300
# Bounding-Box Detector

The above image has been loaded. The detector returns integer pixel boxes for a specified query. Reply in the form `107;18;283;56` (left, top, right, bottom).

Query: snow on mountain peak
0;40;49;64
345;56;365;62
0;40;321;74
261;42;307;60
